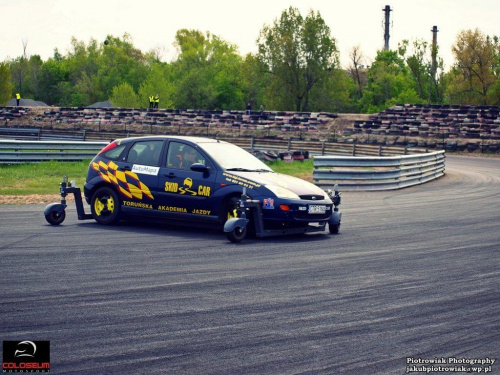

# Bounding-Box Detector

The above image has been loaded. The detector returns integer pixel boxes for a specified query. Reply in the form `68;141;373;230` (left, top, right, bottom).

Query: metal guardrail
313;151;445;191
0;140;108;163
218;136;428;156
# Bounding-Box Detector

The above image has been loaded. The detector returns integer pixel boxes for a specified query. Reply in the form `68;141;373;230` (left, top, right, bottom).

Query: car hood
226;171;328;198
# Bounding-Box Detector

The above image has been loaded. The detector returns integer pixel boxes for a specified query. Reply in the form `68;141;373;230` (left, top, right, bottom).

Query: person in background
16;93;21;106
154;94;159;109
149;94;154;109
246;102;251;115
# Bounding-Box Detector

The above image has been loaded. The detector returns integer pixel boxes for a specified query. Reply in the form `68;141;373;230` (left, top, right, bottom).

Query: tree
37;58;70;105
110;82;139;108
98;34;149;98
359;50;423;113
257;7;339;111
348;45;368;100
172;29;245;110
398;39;445;103
138;63;175;109
0;63;14;105
447;29;498;104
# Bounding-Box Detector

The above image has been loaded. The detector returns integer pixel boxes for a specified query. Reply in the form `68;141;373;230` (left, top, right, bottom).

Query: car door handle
118;166;131;171
164;172;176;178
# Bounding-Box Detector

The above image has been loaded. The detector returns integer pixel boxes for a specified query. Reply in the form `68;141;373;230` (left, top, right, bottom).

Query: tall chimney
431;26;439;78
383;5;392;50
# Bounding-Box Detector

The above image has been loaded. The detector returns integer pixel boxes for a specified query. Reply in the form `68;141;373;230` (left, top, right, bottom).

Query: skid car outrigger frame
44;176;93;225
224;186;341;243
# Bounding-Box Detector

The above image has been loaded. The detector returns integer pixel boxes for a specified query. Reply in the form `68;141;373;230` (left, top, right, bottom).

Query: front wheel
329;223;340;234
226;225;247;243
91;187;120;225
45;209;66;225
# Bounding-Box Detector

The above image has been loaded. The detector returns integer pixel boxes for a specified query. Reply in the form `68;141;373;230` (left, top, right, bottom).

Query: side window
103;144;126;160
167;142;207;170
127;141;163;166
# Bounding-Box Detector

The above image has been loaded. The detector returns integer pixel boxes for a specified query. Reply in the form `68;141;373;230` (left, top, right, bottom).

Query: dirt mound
7;98;48;106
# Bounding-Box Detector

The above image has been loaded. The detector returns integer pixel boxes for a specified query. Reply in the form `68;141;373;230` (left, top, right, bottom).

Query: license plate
308;205;326;214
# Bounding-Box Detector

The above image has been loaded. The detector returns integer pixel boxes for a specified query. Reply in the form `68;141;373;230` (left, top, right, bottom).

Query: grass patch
0;159;314;196
264;159;314;182
0;161;90;195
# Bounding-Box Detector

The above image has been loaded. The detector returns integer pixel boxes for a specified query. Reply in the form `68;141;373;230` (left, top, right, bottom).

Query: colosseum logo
2;341;50;373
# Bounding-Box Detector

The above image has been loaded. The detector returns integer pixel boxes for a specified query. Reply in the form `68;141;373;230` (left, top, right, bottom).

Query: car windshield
199;142;274;172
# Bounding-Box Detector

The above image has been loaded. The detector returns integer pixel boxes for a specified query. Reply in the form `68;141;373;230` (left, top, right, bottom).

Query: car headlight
265;185;300;199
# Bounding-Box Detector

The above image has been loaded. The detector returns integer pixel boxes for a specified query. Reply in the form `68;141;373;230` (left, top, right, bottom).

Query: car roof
114;135;227;145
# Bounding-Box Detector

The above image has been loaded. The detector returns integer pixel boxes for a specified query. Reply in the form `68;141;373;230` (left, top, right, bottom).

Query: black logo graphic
2;341;50;373
14;341;36;358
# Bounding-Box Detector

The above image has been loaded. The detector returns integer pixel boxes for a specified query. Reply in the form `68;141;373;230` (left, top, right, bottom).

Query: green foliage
37;58;70;105
0;63;14;105
138;63;175;109
257;7;339;112
110;82;140;108
1;14;498;112
359;50;425;112
446;29;499;105
171;29;245;110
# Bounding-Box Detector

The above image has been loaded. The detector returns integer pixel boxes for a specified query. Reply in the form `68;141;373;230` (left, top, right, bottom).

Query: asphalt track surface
1;155;499;375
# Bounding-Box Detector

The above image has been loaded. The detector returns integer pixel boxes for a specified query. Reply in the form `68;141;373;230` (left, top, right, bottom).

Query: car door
157;141;218;220
118;139;165;211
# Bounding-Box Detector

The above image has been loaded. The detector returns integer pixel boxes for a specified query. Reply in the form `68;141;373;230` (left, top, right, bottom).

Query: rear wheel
91;187;120;225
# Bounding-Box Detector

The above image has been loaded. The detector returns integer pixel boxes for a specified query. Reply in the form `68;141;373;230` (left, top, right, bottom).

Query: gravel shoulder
0;194;78;205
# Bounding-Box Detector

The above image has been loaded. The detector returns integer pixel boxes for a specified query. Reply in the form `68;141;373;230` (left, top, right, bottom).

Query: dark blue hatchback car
81;136;341;242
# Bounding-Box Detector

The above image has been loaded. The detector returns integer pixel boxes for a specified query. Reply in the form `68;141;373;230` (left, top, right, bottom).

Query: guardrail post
352;143;356;156
251;136;254;150
287;138;291;151
83;130;86;141
321;141;325;156
378;145;382;156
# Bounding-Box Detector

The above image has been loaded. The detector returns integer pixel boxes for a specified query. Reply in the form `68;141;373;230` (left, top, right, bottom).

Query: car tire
45;209;66;225
226;225;247;243
329;223;340;234
91;187;120;225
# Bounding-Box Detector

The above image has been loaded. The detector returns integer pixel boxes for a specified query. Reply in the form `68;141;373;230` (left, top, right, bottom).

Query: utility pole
383;5;392;51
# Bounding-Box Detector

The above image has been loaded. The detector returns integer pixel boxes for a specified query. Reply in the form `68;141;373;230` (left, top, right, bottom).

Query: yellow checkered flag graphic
92;161;153;200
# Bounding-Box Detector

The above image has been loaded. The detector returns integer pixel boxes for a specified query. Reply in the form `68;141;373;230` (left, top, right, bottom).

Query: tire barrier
2;105;500;153
351;104;500;153
313;150;445;191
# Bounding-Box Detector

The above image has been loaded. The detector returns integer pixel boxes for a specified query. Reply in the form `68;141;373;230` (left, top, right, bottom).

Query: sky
1;0;499;70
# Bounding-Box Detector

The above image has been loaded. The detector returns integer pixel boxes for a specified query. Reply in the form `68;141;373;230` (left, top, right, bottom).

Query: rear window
103;144;126;160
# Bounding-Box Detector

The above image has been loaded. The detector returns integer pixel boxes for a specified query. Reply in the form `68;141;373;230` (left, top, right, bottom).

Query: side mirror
190;163;210;174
